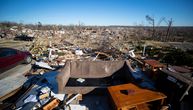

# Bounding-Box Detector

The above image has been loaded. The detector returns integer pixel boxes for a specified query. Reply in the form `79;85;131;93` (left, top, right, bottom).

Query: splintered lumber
161;68;193;86
43;98;60;110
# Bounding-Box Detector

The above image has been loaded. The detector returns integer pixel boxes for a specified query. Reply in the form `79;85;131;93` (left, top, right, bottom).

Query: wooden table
144;59;165;71
108;83;167;110
143;59;166;79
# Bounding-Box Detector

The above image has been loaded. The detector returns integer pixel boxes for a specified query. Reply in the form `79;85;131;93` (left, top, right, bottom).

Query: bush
161;49;193;66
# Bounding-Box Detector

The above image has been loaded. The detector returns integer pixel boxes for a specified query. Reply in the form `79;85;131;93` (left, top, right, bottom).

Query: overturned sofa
57;60;134;94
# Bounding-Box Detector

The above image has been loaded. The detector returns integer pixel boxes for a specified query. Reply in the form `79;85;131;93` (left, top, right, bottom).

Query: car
0;47;32;73
14;35;34;41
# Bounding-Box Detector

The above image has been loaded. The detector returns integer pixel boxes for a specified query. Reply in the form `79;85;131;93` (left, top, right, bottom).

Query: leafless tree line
145;15;174;42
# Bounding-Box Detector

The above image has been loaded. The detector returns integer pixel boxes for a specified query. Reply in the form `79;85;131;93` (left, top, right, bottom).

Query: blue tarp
130;67;155;90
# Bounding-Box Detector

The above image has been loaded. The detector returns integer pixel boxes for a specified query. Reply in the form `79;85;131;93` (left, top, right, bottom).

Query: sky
0;0;193;26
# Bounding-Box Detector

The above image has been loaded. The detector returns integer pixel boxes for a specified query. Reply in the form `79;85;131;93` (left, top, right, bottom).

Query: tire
24;55;32;64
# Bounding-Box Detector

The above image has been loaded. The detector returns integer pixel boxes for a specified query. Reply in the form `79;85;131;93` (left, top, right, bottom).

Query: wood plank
0;75;28;100
0;64;31;100
0;64;31;79
161;68;193;86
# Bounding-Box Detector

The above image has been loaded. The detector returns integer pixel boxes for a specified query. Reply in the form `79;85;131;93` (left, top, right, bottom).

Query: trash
24;95;38;103
66;94;81;105
32;103;41;109
58;62;65;66
15;106;22;110
128;49;135;58
66;104;87;110
168;67;177;73
50;91;65;101
2;22;192;110
42;98;60;110
48;48;58;61
40;86;50;94
92;52;100;61
39;97;51;105
93;52;114;61
75;49;83;56
77;78;85;83
35;61;54;70
39;93;49;100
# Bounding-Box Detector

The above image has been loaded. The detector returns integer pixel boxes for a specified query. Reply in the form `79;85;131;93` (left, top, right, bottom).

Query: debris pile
1;24;193;110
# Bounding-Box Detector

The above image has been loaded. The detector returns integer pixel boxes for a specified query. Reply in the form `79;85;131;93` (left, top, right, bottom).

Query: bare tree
155;17;165;41
38;22;42;30
164;18;173;41
146;15;155;39
146;15;174;41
